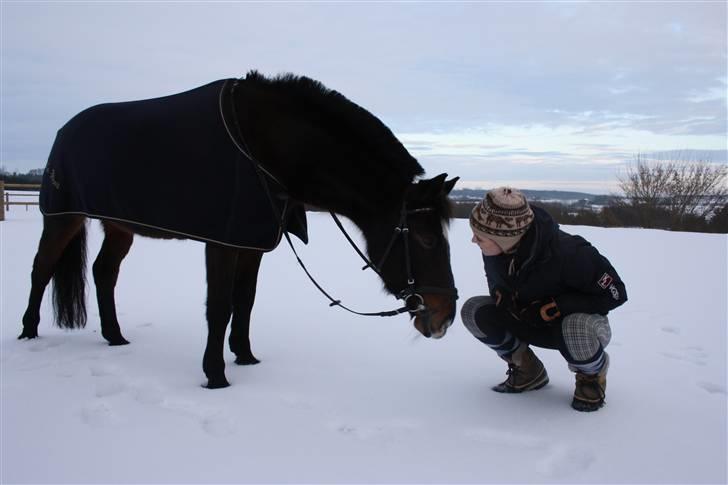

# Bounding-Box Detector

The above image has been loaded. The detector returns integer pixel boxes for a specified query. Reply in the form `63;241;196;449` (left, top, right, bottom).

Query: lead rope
280;230;412;317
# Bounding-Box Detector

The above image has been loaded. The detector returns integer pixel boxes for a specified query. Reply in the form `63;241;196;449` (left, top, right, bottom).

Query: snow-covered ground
1;207;726;484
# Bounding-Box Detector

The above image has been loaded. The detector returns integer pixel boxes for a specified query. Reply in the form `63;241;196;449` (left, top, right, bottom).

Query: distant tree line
0;168;43;187
452;156;728;234
451;200;727;233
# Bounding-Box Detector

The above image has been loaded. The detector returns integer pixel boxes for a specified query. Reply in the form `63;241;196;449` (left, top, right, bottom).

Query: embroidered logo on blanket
598;273;613;289
44;167;61;189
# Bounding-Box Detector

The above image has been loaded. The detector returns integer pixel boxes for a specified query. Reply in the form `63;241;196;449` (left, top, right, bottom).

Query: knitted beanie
469;187;534;252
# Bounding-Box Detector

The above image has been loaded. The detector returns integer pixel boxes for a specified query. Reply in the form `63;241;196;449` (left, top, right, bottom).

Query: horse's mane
244;70;424;184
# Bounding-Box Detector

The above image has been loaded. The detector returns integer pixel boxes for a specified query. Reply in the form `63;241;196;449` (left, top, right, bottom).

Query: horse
18;71;459;389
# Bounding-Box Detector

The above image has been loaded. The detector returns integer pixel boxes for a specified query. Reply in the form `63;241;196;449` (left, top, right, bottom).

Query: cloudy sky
2;2;725;193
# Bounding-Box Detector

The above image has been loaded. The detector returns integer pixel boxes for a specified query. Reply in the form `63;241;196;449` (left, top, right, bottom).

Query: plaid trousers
461;296;611;365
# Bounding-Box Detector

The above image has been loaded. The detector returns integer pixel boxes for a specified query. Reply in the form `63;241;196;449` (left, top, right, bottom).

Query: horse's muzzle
413;294;457;339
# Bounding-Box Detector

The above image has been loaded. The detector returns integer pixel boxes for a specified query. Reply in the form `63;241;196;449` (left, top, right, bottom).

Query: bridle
224;78;458;318
329;204;459;316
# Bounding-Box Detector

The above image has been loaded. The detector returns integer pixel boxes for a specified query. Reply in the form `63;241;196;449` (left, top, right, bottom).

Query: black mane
244;70;424;185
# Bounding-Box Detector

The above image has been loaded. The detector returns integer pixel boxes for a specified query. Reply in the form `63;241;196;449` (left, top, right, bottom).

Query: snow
1;207;726;484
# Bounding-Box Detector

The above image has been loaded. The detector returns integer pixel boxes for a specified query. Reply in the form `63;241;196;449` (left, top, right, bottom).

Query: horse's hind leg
230;249;263;365
93;221;134;345
20;214;86;339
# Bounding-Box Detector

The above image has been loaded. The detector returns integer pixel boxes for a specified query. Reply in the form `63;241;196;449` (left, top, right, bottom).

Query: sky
1;2;726;194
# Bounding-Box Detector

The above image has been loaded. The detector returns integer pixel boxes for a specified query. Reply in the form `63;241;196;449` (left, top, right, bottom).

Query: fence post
0;180;4;222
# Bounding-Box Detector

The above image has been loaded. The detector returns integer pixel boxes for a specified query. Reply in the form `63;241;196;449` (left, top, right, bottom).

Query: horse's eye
415;233;438;249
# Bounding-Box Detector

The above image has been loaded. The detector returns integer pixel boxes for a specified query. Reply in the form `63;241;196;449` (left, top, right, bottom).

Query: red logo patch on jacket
598;273;613;289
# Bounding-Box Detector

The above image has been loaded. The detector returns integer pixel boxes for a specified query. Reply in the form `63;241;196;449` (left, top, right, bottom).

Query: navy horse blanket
41;79;307;251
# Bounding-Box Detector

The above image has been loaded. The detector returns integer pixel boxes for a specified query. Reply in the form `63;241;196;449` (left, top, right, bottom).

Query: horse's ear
443;177;459;195
415;173;448;200
428;173;448;187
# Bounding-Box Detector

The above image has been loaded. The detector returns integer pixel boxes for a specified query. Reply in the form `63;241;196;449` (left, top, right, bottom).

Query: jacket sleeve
555;242;627;316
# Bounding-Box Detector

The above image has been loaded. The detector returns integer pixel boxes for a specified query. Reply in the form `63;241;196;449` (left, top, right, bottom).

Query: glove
519;298;561;326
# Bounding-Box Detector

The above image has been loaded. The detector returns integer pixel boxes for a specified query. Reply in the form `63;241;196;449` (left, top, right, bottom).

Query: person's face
471;231;503;256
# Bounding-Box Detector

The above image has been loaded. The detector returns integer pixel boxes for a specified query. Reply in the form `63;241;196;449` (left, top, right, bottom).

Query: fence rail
0;181;42;221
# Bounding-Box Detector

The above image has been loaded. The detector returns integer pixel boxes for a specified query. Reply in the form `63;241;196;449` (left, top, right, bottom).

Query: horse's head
364;173;459;339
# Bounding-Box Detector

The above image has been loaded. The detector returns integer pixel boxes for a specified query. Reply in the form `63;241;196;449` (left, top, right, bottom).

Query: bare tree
618;153;728;230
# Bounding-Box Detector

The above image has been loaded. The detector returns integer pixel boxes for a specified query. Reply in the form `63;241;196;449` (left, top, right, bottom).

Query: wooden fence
0;181;41;221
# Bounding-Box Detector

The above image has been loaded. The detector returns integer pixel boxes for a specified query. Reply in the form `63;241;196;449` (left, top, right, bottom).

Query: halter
225;78;458;318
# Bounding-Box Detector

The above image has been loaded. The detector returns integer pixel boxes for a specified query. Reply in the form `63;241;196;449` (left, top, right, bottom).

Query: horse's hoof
104;333;130;346
18;329;38;340
107;337;130;346
234;354;261;365
203;378;231;389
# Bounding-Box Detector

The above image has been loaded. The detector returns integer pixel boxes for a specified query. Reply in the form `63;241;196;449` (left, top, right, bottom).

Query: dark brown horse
19;71;459;388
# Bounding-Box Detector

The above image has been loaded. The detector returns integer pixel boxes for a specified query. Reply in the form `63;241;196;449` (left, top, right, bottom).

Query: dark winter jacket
482;206;627;324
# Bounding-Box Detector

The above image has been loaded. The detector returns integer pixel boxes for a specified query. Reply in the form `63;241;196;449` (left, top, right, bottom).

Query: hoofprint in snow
1;208;726;483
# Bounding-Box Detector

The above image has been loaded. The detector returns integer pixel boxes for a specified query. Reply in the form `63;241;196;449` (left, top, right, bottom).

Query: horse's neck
241;87;406;223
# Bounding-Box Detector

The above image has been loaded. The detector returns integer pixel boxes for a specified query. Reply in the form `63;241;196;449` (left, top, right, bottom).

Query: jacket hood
514;205;559;274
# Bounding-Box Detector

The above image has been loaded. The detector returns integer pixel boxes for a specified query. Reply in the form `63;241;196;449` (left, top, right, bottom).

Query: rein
224;78;456;317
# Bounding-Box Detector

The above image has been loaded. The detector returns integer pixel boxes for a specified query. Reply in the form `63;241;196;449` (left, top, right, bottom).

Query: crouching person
461;187;627;412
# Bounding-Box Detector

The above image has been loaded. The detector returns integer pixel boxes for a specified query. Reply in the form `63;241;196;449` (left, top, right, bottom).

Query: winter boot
492;344;549;393
571;352;609;412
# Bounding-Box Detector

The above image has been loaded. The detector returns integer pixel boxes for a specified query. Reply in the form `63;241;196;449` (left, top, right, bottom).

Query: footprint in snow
697;381;726;395
95;377;127;398
659;351;707;367
682;345;708;356
137;322;154;328
132;384;166;405
465;428;594;478
162;398;238;436
27;338;63;352
79;401;117;427
89;363;119;377
661;326;680;335
331;422;386;441
202;414;238;437
328;418;420;442
537;444;595;478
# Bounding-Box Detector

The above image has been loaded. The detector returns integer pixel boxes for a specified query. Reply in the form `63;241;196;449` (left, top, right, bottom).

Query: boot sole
571;398;605;412
492;372;549;394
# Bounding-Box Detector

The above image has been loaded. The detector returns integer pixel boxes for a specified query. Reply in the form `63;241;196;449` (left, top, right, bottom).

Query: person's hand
519;298;561;325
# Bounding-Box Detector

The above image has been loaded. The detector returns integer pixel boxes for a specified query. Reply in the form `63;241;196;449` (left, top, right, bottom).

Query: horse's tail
53;223;88;329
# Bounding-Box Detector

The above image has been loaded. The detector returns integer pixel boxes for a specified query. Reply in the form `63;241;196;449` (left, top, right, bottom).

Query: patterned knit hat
469;187;534;252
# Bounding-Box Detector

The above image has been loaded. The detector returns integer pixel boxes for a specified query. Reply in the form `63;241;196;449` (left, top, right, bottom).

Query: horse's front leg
229;249;263;365
202;243;239;389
